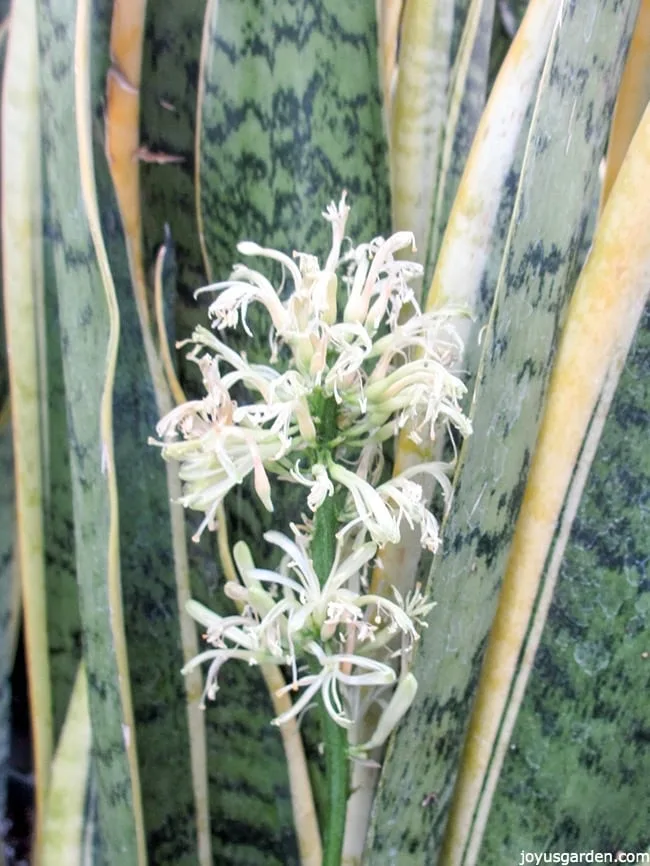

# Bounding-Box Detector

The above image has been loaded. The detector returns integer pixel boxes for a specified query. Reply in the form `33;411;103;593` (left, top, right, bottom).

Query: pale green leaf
367;1;639;859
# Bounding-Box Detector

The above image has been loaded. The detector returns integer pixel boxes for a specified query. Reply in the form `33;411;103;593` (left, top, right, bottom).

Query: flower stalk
309;391;349;865
310;391;339;581
320;696;349;866
151;194;472;865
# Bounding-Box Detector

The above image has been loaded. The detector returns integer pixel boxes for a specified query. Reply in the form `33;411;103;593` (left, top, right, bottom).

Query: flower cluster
182;528;434;750
152;195;471;747
151;193;471;547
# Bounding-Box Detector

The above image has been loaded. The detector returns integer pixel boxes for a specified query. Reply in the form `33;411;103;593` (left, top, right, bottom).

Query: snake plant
1;0;648;864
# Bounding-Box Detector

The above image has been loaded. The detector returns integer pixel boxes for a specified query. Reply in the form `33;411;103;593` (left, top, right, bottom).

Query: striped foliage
1;1;648;865
481;308;650;857
367;0;640;860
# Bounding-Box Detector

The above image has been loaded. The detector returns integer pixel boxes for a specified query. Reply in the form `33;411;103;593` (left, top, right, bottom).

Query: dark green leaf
40;0;145;859
367;2;638;860
189;3;392;860
42;223;82;742
482;305;650;857
89;2;209;863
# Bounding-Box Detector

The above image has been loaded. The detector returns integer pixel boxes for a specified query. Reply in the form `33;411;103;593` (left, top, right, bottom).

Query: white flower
328;461;401;546
289;462;334;512
154;195;475;758
342;231;419;328
232;531;400;652
350;673;418;755
181;600;289;707
150;327;318;538
329;459;455;552
152;196;470;544
152;417;287;540
364;357;471;441
183;530;433;729
272;641;396;728
397;583;437;629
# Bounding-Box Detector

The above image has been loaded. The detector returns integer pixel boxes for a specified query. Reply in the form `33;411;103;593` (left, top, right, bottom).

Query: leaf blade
390;0;454;280
42;664;91;866
442;97;650;866
40;0;146;858
367;1;639;859
2;2;51;851
480;306;650;857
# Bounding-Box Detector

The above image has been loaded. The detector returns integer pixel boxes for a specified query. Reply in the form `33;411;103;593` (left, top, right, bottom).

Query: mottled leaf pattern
197;0;390;302
482;306;650;857
192;5;391;860
139;0;208;395
89;2;209;863
42;211;82;743
367;2;638;861
441;96;650;865
6;2;647;865
139;7;301;860
371;0;555;618
194;0;391;608
40;0;144;860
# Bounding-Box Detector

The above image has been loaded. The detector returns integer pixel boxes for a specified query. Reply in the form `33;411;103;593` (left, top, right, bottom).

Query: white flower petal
354;673;418;753
272;675;324;727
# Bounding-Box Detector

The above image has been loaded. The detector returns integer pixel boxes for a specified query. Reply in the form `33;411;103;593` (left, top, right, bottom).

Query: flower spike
153;195;471;765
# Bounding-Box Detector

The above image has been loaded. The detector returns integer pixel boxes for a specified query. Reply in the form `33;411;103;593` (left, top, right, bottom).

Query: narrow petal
324;542;377;593
238;240;303;292
354;673;418;753
321;675;353;728
272;675;324;727
264;531;320;596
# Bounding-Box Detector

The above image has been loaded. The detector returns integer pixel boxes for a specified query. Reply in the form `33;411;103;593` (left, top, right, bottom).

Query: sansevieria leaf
196;0;390;297
84;0;218;862
0;14;16;838
41;0;146;860
0;13;8;410
102;2;212;863
192;3;391;860
3;2;51;853
7;3;647;866
367;1;639;860
4;0;82;784
376;0;403;125
42;664;91;866
0;410;15;839
601;0;650;204
481;306;650;858
390;0;454;286
368;0;558;611
442;94;650;866
139;0;208;393
423;0;495;286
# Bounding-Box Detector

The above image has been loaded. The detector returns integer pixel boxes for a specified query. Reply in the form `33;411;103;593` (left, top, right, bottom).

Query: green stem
312;491;337;582
311;390;339;580
321;707;349;866
310;392;348;865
